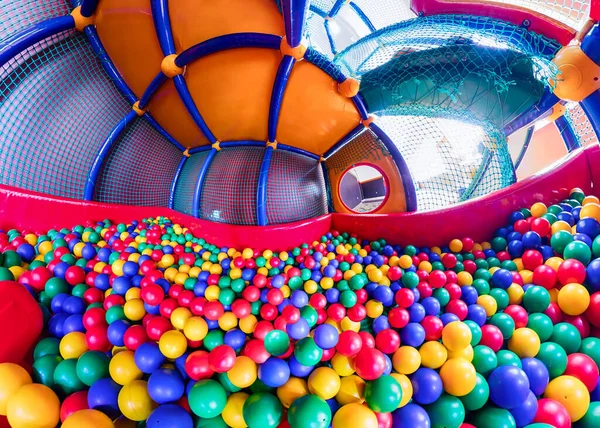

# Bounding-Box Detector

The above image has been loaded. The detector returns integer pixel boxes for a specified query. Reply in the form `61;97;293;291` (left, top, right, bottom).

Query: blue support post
580;90;600;138
504;89;559;135
169;155;188;209
352;94;370;121
321;161;334;213
80;0;99;17
84;110;138;200
556;115;581;152
192;149;218;218
150;0;177;55
324;124;366;158
281;0;311;47
189;145;214;155
581;23;600;65
220;141;266;148
324;20;338;55
328;0;347;17
174;75;218;144
257;147;274;226
175;33;282;67
514;126;534;170
349;2;376;32
140;72;169;109
278;144;321;160
268;56;296;142
0;16;75;68
369;123;418;212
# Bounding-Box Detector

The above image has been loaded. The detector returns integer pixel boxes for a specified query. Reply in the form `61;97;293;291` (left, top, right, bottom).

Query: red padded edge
411;0;576;46
332;148;594;247
591;0;600;21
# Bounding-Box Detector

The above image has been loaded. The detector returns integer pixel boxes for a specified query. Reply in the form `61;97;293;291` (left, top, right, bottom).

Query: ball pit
1;189;600;427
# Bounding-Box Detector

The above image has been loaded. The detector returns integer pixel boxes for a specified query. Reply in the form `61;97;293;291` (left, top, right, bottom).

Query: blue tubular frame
175;33;282;67
257;147;274;226
220;141;266;148
174;75;218;144
324;20;338;55
369;123;418;212
352;94;369;121
514;126;534;170
328;0;347;18
0;16;75;68
268;56;296;142
321;162;335;213
278;144;321;160
349;2;377;32
150;0;177;55
581;23;600;65
281;0;311;47
556;115;581;152
504;89;559;135
193;149;218;218
84;110;138;200
324;124;366;158
80;0;99;17
169;155;188;209
139;72;168;109
189;145;213;155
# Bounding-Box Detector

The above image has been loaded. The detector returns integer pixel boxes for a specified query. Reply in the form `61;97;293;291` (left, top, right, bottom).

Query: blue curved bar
324;124;365;158
278;144;321;160
144;114;186;151
324;20;338;55
268;55;296;143
257;147;274;226
0;16;75;69
514;126;534;170
175;33;282;67
581;90;600;138
504;89;559;135
169;155;188;209
80;0;99;17
309;5;328;18
556;115;581;152
352;94;369;121
220;141;266;148
581;23;600;66
369;123;418;212
193;149;218;218
174;75;218;144
349;2;376;32
304;48;347;82
328;0;347;18
139;72;168;109
189;145;213;155
281;0;311;48
150;0;177;56
84;110;138;200
321;162;334;213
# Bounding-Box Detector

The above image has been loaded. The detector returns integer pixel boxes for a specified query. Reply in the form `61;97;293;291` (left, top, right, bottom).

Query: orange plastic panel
95;0;163;98
278;62;361;154
169;0;285;52
184;49;280;143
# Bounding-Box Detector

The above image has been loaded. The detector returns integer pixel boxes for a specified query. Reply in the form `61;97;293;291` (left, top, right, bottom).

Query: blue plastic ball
491;269;513;290
392;403;431;428
410;368;443;405
148;368;185;404
313;324;339;349
147;404;193;428
87;378;121;418
134;342;166;374
287;318;310;340
224;329;247;351
488;365;530;409
107;320;130;347
520;358;549;396
400;323;425;348
509;390;538;427
259;357;291;388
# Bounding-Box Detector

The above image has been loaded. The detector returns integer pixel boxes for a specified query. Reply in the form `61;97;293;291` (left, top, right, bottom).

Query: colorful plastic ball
399;322;425;348
576;401;600;428
354;348;387;381
419;341;447;369
410;367;443;405
227;356;257;389
364;375;402;413
564;353;599;391
488;365;530;409
470;406;516;428
550;322;581;355
288;394;332;428
295;337;323;367
0;363;32;415
188;379;227;419
533;398;571;428
333;403;378;428
522;286;551;313
459;373;489;411
472;345;498;377
277;377;309;408
580;337;600;368
336;331;362;357
425;394;465;428
335;375;365;405
264;330;291;356
507;327;540;358
521;358;549;396
564;241;592;264
243;392;283;428
117;380;153;421
526;313;554;342
479;325;504;352
87;378;121;418
158;330;187;359
146;404;193;428
558;283;590;315
76;351;109;386
134;342;165;374
392;346;421;375
208;345;236;373
109;350;142;385
439;358;477;397
544;375;590;421
509;390;538;427
442;321;472;352
537;342;568;379
62;409;114;428
313;324;339;350
308;367;341;400
148;367;185;404
391;403;431;428
54;358;86;395
60;331;88;359
259;357;291;388
6;383;60;428
60;391;89;422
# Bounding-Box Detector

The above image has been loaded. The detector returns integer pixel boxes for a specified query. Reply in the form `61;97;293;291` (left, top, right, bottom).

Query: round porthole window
339;164;388;213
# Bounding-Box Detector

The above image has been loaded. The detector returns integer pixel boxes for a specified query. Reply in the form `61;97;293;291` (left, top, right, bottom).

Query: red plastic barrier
411;0;576;46
591;0;600;21
332;149;593;247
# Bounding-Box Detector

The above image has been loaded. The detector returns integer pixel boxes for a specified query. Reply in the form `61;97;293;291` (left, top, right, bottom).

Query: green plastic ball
471;406;516;428
203;330;224;351
264;330;290;357
526;313;554;342
2;250;22;268
580;337;600;367
339;290;357;308
425;394;466;428
496;350;522;368
472;345;498;377
0;267;15;281
364;375;402;413
401;272;419;289
44;277;68;298
433;288;450;307
105;305;126;324
459;373;489;411
576;401;600;428
188;380;227;419
522;286;550;313
563;241;592;264
549;322;581;354
194;416;228;428
551;231;574;254
32;354;62;387
300;306;318;328
76;351;110;386
243;392;282;428
294;337;322;366
53;358;86;395
287;394;331;428
592;235;600;258
489;313;515;339
472;278;490;296
33;337;60;360
464;320;482;346
537;342;567;378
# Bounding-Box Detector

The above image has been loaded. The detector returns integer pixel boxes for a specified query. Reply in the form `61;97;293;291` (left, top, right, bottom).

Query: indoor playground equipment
6;0;600;427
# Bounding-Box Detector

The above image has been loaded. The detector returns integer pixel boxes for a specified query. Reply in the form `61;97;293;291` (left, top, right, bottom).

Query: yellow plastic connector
161;55;184;78
70;6;95;32
280;36;307;60
547;103;566;121
361;116;375;127
552;45;600;102
183;149;191;158
266;141;278;150
132;101;146;117
212;141;222;151
338;78;360;98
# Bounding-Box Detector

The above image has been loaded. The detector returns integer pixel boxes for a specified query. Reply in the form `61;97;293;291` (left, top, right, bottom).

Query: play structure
4;0;600;427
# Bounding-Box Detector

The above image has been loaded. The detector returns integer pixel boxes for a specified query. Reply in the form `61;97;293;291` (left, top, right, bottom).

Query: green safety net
0;0;72;44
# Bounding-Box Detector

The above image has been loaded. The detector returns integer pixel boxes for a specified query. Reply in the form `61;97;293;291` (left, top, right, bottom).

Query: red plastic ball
266;289;284;306
354;347;386;380
388;308;410;329
203;301;225;321
504;305;529;329
243;339;270;364
445;270;459;284
242;286;261;302
355;289;368;304
544;302;563;325
123;325;149;351
185;350;214;380
557;259;586;285
522;250;544;270
232;299;252;319
585;292;600;328
358;332;375;349
82;307;107;330
327;304;346;322
260;304;278;321
514;220;531;234
65;266;86;286
429;270;447;288
208;345;236;373
29;266;53;291
479;325;504;352
421;315;444;341
533;398;571;428
395;289;415;308
337;331;363;357
445;300;468;320
103;294;125;310
563;315;590;338
532;265;557;290
375;329;400;354
190;297;206;316
177;290;194;307
309;294;327;310
531;218;551;237
375;411;392;428
253;321;274;340
145;316;173;341
60;391;89;422
444;283;462;300
85;325;111;352
442;254;457;269
159;298;179;318
83;288;104;305
564;353;599;391
416;282;433;299
387;266;402;281
347;304;367;322
140;284;165;306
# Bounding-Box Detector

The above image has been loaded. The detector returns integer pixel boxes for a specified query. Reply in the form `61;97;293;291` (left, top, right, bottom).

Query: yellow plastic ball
399;255;413;269
205;285;220;301
332;403;378;428
308;367;341;400
531;202;548;218
580;203;600;221
441;322;472;352
447;345;474;362
160;254;175;268
335;375;365;405
38;241;53;255
332;353;355;377
158;331;187;360
227;356;257;389
392;346;421;375
551;220;572;234
390;373;412;408
583;196;600;205
340;317;360;332
125;287;141;301
6;383;60;428
62;409;114;428
439;358;477;397
449;239;463;253
222;392;248;428
183;316;208;341
174;272;189;285
365;300;384;318
477;295;498;317
239;314;258;334
170;307;192;330
544;375;590;422
508;328;541;358
507;284;524;305
242;248;254;259
418;261;432;273
367;269;383;283
109;350;142;385
124;299;145;321
558;283;590;316
277;377;309;408
218;312;238;331
0;363;32;415
457;271;473;286
112;260;125;276
419;341;448;369
304;280;318;294
60;332;88;359
118;380;154;421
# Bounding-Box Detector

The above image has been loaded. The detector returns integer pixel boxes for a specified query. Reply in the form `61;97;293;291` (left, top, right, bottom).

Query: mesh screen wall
0;0;72;44
173;152;210;215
